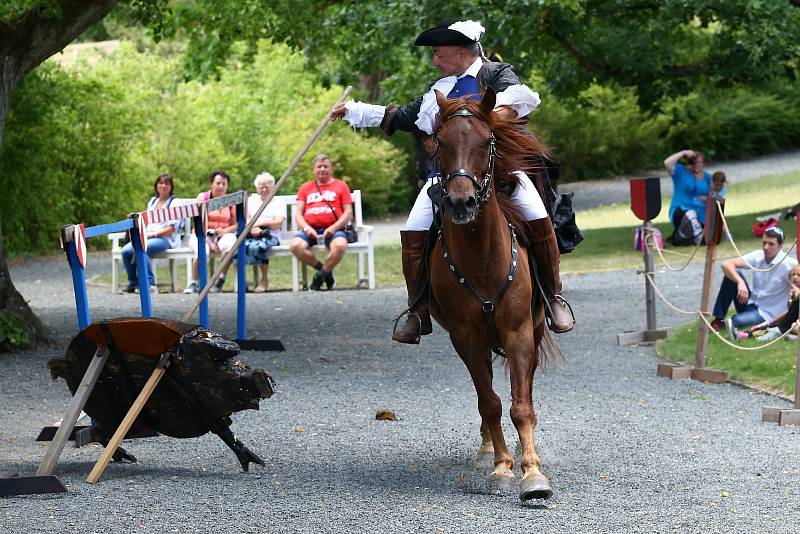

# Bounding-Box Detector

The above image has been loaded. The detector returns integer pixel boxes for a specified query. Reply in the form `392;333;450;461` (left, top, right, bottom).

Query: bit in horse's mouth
451;213;474;225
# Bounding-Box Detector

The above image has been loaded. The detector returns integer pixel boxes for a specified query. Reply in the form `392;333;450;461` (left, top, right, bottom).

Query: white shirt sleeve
342;100;387;129
495;84;541;118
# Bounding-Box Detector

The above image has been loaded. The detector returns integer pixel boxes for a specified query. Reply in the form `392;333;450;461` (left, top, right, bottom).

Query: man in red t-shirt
289;154;354;290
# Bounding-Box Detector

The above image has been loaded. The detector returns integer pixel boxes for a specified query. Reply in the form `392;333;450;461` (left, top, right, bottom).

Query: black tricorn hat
414;18;485;46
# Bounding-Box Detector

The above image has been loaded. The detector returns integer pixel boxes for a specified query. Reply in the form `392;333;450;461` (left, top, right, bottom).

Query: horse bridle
432;108;517;357
433;108;498;209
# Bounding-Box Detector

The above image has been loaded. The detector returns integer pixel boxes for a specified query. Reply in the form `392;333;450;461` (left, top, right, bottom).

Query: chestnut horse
427;88;558;501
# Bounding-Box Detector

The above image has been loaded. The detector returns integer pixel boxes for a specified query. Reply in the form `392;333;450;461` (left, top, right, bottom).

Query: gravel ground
2;254;800;533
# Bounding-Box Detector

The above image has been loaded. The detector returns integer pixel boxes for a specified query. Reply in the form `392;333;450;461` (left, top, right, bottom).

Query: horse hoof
519;474;552;501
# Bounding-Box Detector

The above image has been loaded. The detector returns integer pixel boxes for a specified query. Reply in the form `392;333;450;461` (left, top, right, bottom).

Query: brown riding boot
392;230;433;344
526;218;575;333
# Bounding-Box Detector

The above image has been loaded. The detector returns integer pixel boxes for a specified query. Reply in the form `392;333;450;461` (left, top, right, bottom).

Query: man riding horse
332;18;574;342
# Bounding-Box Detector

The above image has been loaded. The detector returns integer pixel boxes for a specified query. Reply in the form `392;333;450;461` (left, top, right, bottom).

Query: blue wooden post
131;215;152;317
236;201;247;340
194;214;209;328
62;226;90;330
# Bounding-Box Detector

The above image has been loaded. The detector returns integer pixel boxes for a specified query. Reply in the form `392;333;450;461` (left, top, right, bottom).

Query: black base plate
0;476;67;497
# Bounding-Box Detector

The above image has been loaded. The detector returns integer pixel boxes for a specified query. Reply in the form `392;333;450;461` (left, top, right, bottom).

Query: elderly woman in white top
121;174;182;293
240;172;286;292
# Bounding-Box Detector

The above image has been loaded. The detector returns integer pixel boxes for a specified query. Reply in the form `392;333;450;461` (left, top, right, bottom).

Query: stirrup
544;294;575;333
392;309;423;344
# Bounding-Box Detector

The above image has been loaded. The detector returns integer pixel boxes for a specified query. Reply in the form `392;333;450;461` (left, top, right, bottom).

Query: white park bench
108;190;375;292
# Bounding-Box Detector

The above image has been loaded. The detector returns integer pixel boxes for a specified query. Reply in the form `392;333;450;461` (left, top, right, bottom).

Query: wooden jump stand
762;215;800;426
657;199;729;382
619;177;671;346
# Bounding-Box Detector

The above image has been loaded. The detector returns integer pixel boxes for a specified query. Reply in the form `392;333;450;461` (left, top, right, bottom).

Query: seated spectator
183;171;237;294
288;154;353;291
239;172;285;292
121;173;182;293
709;226;798;332
710;171;727;200
664;149;711;245
734;264;800;341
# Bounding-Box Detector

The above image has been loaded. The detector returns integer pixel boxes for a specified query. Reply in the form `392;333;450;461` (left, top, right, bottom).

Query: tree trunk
0;56;49;346
0;1;119;347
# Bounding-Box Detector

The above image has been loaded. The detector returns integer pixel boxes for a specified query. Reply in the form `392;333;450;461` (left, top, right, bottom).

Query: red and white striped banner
74;224;87;269
140;202;201;226
136;213;148;253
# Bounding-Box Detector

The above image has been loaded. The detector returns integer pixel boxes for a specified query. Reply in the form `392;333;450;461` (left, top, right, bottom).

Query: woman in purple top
664;149;711;244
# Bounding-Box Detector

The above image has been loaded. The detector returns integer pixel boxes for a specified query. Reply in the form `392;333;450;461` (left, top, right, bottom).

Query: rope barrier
644;273;701;315
644;272;800;351
645;231;700;271
715;200;798;273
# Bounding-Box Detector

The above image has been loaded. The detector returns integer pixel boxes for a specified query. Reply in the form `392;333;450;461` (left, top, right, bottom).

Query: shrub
532;83;669;182
0;41;407;255
662;84;800;161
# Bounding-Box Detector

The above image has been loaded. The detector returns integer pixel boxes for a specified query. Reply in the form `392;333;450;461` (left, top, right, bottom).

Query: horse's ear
434;89;447;109
481;86;496;115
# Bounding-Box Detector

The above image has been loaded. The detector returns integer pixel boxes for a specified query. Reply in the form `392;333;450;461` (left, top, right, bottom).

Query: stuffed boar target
48;317;275;471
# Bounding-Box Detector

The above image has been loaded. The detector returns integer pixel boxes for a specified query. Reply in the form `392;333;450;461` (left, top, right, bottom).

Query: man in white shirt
710;226;797;331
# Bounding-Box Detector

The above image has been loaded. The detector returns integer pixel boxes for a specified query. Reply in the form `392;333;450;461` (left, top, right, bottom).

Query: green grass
657;321;798;397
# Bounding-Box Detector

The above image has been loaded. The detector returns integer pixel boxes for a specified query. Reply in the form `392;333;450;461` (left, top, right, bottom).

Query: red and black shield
629;177;661;222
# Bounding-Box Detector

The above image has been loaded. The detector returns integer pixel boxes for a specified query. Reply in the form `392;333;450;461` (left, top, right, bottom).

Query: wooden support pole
644;221;657;331
796;215;800;410
694;241;716;369
36;347;109;476
86;354;170;484
692;199;728;383
795;336;800;411
619;221;670;346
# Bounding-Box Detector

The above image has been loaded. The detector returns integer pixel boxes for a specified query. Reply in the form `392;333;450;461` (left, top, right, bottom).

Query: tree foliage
127;1;800;106
0;41;407;254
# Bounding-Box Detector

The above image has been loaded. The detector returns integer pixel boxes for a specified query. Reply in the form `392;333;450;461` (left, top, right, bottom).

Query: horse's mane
436;97;552;247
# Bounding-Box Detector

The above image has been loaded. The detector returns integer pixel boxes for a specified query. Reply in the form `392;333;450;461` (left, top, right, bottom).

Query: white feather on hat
447;20;485;42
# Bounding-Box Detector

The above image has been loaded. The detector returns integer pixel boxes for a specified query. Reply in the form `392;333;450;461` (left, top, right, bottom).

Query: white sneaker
183;281;199;294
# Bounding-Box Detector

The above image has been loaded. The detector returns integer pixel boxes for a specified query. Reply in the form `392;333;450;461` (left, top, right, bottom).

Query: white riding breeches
403;171;548;231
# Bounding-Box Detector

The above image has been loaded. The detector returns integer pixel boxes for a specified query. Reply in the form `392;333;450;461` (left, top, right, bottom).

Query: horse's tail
536;327;563;370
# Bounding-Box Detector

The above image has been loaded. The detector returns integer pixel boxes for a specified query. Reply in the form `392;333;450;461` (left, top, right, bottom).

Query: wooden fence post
763;213;800;424
691;199;728;383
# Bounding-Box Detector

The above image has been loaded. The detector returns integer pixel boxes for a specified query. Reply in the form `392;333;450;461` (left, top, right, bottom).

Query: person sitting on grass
288;154;353;291
121;173;182;294
664;149;711;246
709;171;727;200
183;171;238;294
709;226;798;333
732;264;800;341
